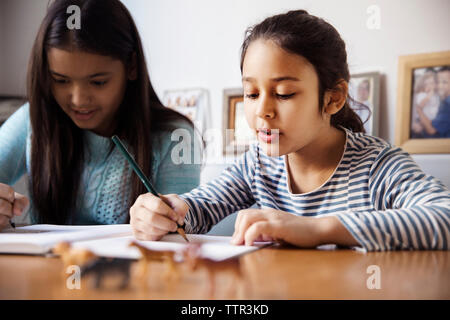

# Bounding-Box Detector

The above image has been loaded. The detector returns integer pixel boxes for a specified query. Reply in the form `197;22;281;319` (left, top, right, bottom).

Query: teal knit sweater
0;104;201;224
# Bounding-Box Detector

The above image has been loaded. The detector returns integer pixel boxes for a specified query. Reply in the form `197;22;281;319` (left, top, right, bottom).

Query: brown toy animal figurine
52;242;97;270
182;244;243;299
129;241;179;282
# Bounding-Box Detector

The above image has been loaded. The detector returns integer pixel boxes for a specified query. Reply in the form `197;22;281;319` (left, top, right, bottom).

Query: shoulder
0;102;31;136
346;129;391;158
441;96;450;110
4;102;30;124
345;129;414;172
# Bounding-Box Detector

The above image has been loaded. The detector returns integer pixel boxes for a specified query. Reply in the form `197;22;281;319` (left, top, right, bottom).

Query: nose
255;94;276;119
70;83;90;107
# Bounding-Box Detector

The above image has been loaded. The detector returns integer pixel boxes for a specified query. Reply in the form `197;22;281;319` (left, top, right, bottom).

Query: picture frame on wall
395;51;450;154
222;88;255;155
348;71;380;136
0;96;27;126
162;88;210;135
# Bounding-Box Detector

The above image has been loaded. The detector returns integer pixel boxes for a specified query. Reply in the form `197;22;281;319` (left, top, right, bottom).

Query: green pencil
112;135;189;242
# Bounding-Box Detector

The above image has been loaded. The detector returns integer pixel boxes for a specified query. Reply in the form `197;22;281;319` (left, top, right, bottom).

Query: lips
71;108;98;121
257;128;280;143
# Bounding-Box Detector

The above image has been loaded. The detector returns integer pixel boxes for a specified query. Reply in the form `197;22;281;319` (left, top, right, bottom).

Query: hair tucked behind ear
240;10;369;133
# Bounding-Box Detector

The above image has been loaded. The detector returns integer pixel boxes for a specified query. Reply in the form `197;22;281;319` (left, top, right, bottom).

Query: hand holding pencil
112;135;189;242
0;183;29;231
130;192;190;242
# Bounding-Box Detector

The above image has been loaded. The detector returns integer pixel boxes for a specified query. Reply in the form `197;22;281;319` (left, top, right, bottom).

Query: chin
72;121;100;132
259;142;284;157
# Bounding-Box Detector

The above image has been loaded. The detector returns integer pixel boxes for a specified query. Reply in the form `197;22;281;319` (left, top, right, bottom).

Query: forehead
47;48;123;76
242;39;316;81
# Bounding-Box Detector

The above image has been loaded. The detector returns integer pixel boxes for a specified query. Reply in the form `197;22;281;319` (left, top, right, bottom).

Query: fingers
0;199;13;219
131;210;177;241
244;221;278;246
132;227;169;241
232;208;256;240
13;193;30;216
136;193;179;221
0;214;11;230
0;183;15;203
159;194;188;225
231;209;267;245
130;193;188;241
0;184;29;217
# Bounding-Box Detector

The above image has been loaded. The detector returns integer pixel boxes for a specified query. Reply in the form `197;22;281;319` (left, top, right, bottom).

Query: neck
286;126;346;193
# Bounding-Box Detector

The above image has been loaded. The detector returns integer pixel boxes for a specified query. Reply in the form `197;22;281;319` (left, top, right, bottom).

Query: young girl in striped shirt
130;10;450;251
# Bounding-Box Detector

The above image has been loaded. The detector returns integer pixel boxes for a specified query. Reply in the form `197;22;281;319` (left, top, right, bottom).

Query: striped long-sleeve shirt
180;128;450;251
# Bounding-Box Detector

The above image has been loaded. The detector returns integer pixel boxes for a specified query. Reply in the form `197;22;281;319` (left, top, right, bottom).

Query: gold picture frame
395;51;450;154
222;88;255;155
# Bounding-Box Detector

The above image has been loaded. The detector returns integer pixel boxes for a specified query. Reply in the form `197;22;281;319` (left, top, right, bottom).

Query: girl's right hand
130;193;189;241
0;183;29;230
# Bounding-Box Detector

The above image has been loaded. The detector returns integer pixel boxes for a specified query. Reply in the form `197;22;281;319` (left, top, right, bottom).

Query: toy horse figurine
53;242;133;290
80;257;133;290
182;243;243;298
129;241;179;282
52;242;97;270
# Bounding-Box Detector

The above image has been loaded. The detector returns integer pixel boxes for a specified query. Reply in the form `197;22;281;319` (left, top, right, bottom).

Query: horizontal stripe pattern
181;128;450;251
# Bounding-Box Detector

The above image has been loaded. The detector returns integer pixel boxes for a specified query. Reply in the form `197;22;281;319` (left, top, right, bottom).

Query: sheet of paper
71;234;271;261
0;224;132;254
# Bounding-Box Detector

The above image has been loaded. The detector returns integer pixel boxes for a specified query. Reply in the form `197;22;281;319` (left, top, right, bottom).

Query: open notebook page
0;224;132;254
71;234;272;261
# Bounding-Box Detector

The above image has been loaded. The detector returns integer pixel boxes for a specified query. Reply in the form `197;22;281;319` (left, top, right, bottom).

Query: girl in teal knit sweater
0;0;201;229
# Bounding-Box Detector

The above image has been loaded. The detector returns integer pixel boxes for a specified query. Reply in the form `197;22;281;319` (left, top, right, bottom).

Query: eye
91;80;108;87
276;93;296;100
245;93;259;99
52;78;68;84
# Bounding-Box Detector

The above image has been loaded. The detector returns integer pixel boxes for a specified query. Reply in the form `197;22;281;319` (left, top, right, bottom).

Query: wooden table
1;246;449;299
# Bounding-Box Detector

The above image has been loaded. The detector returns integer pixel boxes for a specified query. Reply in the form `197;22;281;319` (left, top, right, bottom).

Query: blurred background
1;0;449;232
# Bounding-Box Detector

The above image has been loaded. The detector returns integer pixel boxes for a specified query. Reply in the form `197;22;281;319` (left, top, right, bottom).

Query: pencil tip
177;228;189;242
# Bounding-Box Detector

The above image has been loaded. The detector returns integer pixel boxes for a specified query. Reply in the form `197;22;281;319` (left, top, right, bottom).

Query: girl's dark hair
27;0;193;223
240;10;369;132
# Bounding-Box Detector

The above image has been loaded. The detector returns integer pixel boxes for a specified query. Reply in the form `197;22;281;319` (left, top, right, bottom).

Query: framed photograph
162;88;210;134
348;71;380;136
0;96;27;126
395;51;450;154
222;88;255;155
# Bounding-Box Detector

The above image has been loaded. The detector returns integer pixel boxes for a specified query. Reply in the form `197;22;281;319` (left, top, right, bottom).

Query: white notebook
71;234;269;261
0;224;271;260
0;224;132;255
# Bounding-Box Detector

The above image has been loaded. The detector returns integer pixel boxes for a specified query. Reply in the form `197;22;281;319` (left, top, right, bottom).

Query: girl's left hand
231;208;328;247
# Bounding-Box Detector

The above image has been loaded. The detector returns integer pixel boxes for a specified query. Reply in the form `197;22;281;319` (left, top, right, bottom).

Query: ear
127;52;137;81
322;79;348;116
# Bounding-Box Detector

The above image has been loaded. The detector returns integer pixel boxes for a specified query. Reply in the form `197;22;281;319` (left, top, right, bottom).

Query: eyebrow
242;76;301;82
50;71;112;78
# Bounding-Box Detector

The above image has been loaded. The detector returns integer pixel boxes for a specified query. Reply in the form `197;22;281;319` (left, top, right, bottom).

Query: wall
0;0;48;96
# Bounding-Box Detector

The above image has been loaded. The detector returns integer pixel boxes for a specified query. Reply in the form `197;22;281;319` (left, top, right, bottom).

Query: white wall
121;0;450;186
0;0;48;96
